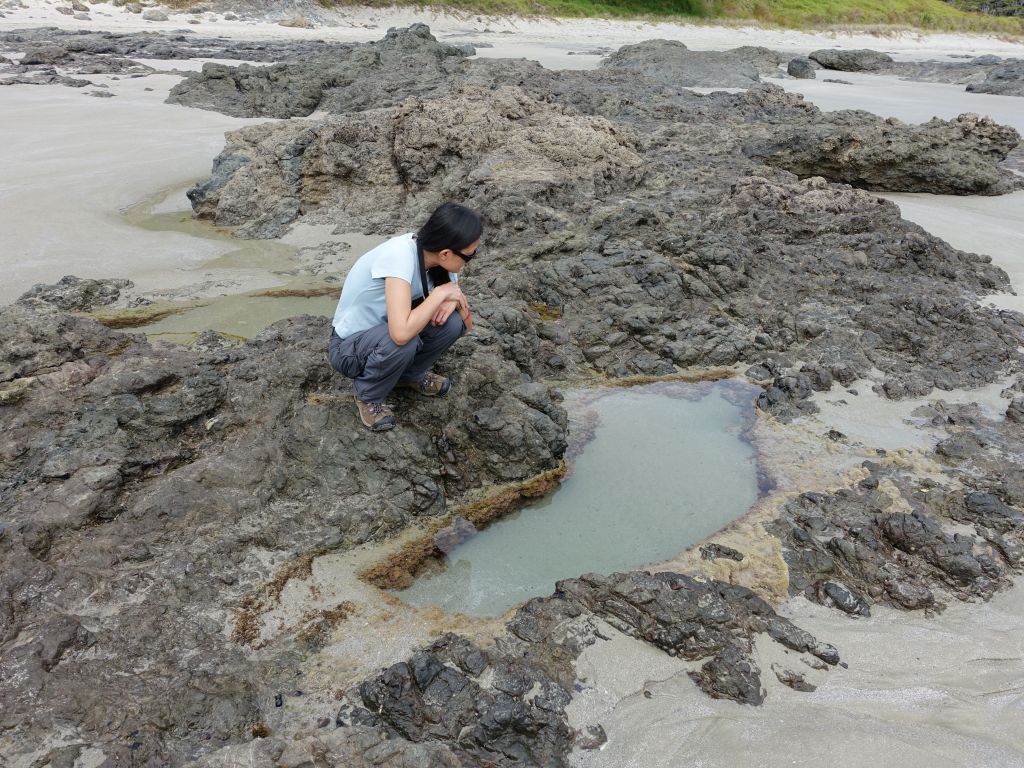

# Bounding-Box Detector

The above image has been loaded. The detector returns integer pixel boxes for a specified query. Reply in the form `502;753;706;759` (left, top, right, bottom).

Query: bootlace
368;402;389;416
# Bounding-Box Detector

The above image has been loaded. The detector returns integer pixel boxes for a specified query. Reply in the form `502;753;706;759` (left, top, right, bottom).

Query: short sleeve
370;239;416;286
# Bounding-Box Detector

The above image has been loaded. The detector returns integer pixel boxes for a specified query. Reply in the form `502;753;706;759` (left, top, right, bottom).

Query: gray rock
809;48;894;72
968;60;1024;97
743;113;1021;195
141;8;167;21
787;57;816;79
689;644;765;705
771;664;816;692
601;39;762;87
186;85;642;239
17;275;131;310
4;24;1024;765
20;44;68;65
700;542;744;561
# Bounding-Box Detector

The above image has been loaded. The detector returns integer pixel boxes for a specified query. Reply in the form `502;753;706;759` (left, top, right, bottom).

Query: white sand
569;579;1024;768
0;70;271;303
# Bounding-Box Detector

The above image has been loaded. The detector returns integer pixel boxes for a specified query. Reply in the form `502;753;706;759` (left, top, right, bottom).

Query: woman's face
442;239;480;273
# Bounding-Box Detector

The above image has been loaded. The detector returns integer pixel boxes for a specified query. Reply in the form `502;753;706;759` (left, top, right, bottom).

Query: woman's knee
441;312;465;340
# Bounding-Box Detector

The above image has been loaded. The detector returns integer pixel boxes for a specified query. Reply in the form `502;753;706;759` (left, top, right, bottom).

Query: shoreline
4;0;1024;59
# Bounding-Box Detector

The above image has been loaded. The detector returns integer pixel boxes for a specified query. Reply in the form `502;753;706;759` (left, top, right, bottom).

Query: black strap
415;238;430;304
412;237;452;309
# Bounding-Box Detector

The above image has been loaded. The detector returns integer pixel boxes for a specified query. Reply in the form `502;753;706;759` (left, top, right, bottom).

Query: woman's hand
431;284;472;330
432;300;457;327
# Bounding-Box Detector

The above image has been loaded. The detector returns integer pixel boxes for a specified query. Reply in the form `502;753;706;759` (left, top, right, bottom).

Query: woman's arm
384;278;467;345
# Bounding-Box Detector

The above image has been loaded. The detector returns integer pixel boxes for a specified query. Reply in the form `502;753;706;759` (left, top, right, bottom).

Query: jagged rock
0;301;566;760
788;57;816;79
743;113;1021;194
689;644;765;704
771;664;816;692
817;580;871;616
700;542;744;561
187;85;642;239
809;48;894;72
600;39;763;87
5;24;1024;767
1007;396;1024;423
20;44;68;64
167;23;468;118
968;60;1024;97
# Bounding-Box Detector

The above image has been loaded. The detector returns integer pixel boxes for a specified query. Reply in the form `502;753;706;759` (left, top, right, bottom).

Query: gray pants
328;314;465;403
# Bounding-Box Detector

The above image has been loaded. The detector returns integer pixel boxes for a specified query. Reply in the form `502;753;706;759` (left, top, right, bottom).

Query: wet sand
569;579;1024;768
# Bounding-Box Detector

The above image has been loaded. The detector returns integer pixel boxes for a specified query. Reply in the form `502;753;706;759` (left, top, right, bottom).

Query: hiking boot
397;371;451;397
355;398;396;432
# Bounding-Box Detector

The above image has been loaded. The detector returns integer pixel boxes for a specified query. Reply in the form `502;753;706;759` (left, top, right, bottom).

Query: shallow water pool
397;380;762;617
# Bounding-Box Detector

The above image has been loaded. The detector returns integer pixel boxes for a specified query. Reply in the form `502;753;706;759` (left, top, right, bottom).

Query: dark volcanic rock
809;48;894;72
787;57;817;79
20;44;69;64
187;85;643;239
0;300;566;762
17;275;132;311
600;39;763;87
324;570;837;762
5;23;1024;768
185;34;1024;390
701;542;745;561
168;23;468;118
743;113;1022;194
689;644;765;704
968;60;1024;96
771;437;1024;612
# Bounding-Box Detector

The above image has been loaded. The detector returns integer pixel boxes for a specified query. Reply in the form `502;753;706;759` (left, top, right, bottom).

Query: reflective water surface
398;380;761;616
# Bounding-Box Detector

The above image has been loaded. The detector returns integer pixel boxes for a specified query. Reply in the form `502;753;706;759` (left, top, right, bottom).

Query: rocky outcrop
188;85;643;239
809;48;894;72
5;24;1024;768
774;400;1024;614
743;113;1022;194
167;23;469;118
17;275;132;311
323;570;839;763
599;39;764;86
186;33;1024;394
967;60;1024;96
0;300;566;764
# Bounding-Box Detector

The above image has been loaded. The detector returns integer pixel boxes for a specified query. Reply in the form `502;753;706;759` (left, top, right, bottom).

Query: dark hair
416;202;482;254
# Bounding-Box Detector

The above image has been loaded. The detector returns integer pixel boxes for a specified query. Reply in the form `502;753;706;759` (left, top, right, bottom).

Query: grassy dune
313;0;1024;33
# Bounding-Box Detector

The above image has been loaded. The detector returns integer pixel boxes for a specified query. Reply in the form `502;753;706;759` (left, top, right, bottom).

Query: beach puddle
396;379;762;617
131;290;339;343
116;187;386;342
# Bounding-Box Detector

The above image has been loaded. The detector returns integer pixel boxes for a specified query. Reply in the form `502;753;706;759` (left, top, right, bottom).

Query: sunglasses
450;246;478;263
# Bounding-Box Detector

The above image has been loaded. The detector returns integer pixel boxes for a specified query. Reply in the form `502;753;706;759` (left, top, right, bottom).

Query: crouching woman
328;202;481;432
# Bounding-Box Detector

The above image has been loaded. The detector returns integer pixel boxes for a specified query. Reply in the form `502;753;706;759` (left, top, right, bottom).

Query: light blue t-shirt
332;233;457;339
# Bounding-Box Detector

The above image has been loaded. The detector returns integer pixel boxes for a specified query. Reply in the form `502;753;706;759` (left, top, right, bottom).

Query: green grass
317;0;1024;34
151;0;1024;35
